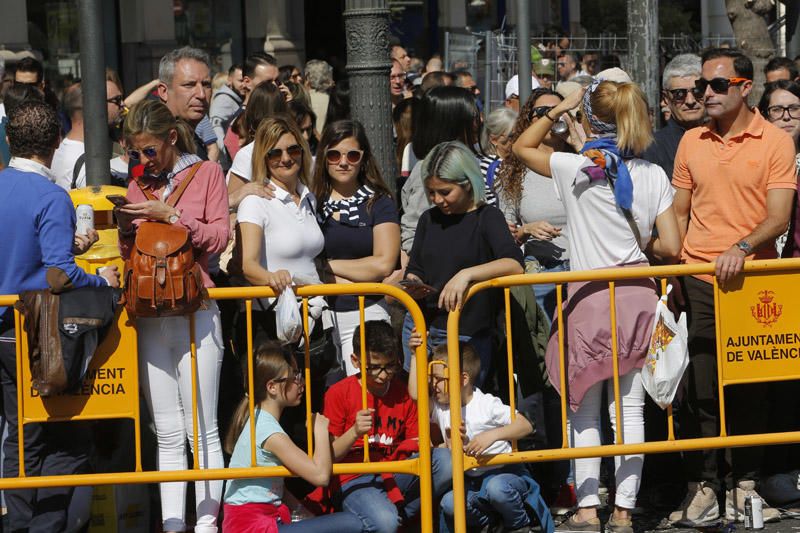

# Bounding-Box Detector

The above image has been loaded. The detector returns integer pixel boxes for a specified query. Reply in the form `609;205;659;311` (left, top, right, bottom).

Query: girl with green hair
401;141;524;386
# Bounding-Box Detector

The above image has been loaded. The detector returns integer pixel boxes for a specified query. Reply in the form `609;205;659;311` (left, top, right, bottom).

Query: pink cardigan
119;161;230;288
545;272;657;412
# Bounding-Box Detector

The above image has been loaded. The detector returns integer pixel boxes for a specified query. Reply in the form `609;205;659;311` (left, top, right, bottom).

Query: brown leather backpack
123;162;206;318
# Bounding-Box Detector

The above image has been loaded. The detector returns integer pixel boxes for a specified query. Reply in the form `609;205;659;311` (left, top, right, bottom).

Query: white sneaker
725;480;781;523
667;481;720;527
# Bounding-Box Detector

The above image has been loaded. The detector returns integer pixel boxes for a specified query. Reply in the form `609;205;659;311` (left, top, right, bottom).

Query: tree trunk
724;0;775;104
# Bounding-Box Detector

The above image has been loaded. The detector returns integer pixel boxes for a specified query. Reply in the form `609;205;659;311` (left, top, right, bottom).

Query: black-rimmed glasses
766;104;800;121
365;363;400;377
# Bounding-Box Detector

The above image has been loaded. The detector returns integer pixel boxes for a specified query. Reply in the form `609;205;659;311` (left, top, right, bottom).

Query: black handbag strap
606;176;643;250
71;153;86;189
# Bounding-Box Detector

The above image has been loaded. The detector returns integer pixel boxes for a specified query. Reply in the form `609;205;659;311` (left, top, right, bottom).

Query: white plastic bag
275;287;302;345
641;285;689;409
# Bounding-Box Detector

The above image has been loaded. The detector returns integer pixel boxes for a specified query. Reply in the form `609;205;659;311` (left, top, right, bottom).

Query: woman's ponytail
589;80;653;156
610;82;653;155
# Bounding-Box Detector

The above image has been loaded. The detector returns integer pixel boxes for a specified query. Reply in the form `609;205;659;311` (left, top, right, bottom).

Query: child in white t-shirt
408;335;553;532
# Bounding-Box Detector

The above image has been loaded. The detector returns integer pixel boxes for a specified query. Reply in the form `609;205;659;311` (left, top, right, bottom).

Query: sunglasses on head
267;144;303;164
107;95;124;107
694;77;750;94
326;149;364;165
530;105;555;119
126;146;158;160
665;87;705;103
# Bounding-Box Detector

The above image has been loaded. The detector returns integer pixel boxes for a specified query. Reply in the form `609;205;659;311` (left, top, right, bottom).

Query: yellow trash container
69;185;128;275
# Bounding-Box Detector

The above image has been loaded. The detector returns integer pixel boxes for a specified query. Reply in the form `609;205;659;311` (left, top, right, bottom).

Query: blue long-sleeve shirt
0;164;105;324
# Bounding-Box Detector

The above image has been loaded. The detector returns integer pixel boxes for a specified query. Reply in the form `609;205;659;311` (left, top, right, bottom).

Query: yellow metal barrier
445;258;800;532
0;283;434;532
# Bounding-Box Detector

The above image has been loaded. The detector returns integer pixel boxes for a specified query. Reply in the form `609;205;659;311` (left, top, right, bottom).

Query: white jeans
569;371;645;510
331;301;391;376
138;301;224;532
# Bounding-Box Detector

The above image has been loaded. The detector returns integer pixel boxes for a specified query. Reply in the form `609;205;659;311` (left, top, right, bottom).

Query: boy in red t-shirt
323;320;451;533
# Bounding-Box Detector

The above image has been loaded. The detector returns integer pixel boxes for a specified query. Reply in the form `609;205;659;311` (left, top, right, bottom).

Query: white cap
505;74;541;100
596;67;632;84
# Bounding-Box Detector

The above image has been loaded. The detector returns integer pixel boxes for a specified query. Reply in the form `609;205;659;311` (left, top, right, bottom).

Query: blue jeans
279;511;363;531
401;313;493;388
439;466;532;532
339;448;452;533
528;258;569;326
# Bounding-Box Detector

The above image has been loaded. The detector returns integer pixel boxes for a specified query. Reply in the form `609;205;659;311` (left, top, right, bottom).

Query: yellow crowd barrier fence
0;283;434;532
445;258;800;532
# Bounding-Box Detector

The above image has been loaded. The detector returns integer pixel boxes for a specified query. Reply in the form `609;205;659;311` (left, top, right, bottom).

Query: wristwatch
168;209;181;225
735;240;753;255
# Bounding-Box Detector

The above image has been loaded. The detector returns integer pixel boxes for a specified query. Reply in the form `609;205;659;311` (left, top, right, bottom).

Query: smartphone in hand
400;279;437;299
105;194;129;207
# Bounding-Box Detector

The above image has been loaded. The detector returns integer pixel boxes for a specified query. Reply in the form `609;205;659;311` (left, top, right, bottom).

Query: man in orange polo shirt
668;48;796;528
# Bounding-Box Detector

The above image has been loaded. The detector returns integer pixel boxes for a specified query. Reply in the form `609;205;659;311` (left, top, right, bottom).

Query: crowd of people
0;36;799;533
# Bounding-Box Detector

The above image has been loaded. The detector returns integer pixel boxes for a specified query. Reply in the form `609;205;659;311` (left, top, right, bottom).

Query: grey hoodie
209;85;243;149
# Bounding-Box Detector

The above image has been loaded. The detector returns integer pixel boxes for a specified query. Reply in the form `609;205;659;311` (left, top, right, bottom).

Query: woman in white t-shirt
513;79;680;533
236;115;324;347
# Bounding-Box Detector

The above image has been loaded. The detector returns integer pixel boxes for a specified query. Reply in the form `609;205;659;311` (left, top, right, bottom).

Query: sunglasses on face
107;95;124;107
326;149;364;165
126;146;158;160
694;77;750;94
766;104;800;121
267;144;303;165
273;370;304;384
665;87;705;103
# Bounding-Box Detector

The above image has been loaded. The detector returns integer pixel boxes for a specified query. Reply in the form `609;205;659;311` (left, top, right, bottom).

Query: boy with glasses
321;320;451;532
668;48;796;528
422;342;552;533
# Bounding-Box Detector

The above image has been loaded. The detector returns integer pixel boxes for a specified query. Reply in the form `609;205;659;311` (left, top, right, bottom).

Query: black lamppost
344;0;397;193
78;0;111;186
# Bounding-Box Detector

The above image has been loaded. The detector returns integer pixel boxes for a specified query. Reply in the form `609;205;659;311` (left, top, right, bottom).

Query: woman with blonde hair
115;99;229;533
236;115;323;347
513;79;681;533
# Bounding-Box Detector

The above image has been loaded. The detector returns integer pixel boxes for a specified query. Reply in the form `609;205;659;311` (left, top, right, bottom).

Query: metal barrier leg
189;313;200;469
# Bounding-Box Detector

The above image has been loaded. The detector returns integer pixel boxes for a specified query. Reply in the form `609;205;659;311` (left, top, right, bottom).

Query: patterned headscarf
582;79;617;135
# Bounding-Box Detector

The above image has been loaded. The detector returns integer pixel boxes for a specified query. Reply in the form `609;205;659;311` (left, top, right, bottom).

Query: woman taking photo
312;120;400;376
116;100;230;533
496;88;571;322
403;141;524;386
513;80;680;533
236;115;323;347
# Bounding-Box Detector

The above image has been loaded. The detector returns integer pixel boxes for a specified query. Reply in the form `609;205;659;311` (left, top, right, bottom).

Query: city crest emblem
751;290;782;327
